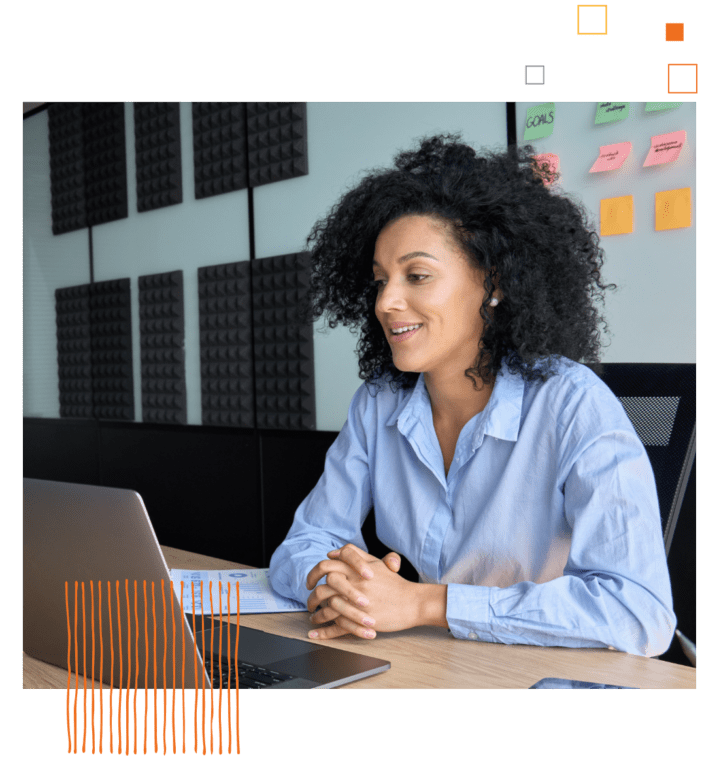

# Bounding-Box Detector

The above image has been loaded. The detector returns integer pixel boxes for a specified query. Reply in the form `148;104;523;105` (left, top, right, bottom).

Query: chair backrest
598;363;696;555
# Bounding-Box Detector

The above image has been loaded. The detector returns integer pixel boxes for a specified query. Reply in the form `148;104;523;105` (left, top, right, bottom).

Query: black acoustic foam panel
198;261;254;428
191;102;308;197
139;271;187;424
134;103;182;212
56;279;135;420
247;103;308;188
198;254;316;429
48;103;128;234
192;103;248;199
252;253;315;430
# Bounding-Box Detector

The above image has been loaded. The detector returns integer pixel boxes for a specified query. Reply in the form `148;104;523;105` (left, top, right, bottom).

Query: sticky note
643;130;686;167
595;103;630;125
655;188;691;231
533;153;559;185
646;102;682;112
523;103;555;141
600;195;633;236
589;142;632;173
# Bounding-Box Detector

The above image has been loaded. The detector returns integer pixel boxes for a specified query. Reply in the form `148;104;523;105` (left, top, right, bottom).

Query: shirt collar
386;360;524;443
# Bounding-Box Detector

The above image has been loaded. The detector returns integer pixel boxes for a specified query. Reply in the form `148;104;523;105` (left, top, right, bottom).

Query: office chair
599;363;696;666
599;363;696;556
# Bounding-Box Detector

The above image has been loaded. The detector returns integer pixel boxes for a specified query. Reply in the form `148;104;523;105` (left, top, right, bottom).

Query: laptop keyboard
206;658;296;689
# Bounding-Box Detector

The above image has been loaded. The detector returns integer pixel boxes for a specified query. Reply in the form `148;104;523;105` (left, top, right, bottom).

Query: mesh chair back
599;363;695;555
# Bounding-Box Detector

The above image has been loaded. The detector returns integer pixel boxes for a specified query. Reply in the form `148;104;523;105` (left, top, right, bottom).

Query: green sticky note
595;103;630;125
646;102;682;112
523;103;555;141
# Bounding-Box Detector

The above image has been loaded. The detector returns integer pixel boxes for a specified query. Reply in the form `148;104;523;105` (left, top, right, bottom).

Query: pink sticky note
642;130;687;167
533;153;559;186
589;142;632;173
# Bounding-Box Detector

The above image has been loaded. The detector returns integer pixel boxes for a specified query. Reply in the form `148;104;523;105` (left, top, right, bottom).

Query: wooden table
24;546;696;689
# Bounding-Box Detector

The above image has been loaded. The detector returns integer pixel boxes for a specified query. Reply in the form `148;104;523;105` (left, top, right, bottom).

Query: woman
268;133;676;656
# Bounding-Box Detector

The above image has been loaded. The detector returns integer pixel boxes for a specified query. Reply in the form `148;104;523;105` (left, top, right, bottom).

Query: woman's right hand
307;552;401;640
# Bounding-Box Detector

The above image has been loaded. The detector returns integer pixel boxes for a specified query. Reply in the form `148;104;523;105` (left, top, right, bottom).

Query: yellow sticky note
600;195;634;236
655;188;691;231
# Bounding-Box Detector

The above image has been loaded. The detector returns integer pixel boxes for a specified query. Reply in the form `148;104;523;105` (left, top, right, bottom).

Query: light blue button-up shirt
268;358;676;656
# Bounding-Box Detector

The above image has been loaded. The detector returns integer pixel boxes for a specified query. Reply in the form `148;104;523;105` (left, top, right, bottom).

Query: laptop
23;478;390;689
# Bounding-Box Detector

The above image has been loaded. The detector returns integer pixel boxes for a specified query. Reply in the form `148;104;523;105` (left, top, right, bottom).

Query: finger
306;583;340;614
309;614;376;642
309;596;342;625
306;558;358;591
308;622;351;641
308;574;370;616
325;570;371;608
311;593;376;630
327;543;376;579
382;552;402;572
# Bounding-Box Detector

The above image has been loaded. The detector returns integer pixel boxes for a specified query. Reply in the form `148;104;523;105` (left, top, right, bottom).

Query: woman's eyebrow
372;251;439;266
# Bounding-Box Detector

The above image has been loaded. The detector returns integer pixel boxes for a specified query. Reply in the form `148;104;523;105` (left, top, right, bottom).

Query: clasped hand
306;543;418;641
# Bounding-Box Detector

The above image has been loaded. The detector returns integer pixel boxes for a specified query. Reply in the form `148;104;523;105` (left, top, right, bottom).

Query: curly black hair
303;132;616;392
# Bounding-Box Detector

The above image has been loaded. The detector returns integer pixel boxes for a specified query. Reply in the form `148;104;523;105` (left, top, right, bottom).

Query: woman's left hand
307;544;421;640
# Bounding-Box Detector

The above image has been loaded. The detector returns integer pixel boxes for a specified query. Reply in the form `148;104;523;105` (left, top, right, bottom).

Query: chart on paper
169;568;306;614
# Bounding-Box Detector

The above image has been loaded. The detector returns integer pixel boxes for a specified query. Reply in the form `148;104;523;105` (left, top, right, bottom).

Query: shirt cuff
445;583;494;642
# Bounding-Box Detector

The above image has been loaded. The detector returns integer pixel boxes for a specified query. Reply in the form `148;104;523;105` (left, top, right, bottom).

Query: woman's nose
376;281;407;311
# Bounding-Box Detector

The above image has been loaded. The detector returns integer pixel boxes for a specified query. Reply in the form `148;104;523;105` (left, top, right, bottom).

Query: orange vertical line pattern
74;581;78;754
98;581;103;754
209;581;214;755
115;579;122;754
181;580;186;755
226;581;231;754
82;581;87;753
201;582;206;756
125;579;131;756
192;581;198;754
134;581;139;755
218;581;223;755
152;580;158;753
162;579;167;755
171;579;177;755
235;580;240;754
107;581;113;754
143;580;149;755
65;582;71;754
91;580;96;754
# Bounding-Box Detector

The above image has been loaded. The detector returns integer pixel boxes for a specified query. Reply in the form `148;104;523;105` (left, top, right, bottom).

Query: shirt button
468;632;478;640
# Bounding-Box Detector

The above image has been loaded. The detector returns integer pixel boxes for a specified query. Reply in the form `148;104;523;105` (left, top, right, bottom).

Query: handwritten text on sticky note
589;142;632;173
643;130;687;167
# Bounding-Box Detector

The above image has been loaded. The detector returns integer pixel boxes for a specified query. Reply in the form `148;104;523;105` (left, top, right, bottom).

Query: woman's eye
408;274;429;283
372;274;429;288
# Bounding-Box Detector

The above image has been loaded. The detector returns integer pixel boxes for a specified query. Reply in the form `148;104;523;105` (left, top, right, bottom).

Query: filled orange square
664;21;684;43
600;195;634;236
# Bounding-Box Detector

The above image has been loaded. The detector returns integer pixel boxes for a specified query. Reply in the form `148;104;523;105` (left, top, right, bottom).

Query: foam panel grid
192;103;248;199
134;103;183;212
48;103;129;233
198;261;254;428
252;253;315;430
56;280;135;420
139;271;187;424
198;255;315;429
247;103;308;188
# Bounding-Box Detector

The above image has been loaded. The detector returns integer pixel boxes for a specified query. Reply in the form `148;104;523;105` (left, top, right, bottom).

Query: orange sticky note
655;188;691;231
589;142;632;173
643;130;686;167
600;195;634;236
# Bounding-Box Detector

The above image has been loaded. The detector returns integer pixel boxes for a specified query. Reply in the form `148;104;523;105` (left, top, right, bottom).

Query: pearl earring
489;298;499;307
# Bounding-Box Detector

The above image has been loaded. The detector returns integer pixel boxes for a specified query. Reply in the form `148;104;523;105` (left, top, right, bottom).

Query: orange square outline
667;62;699;94
577;3;609;37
